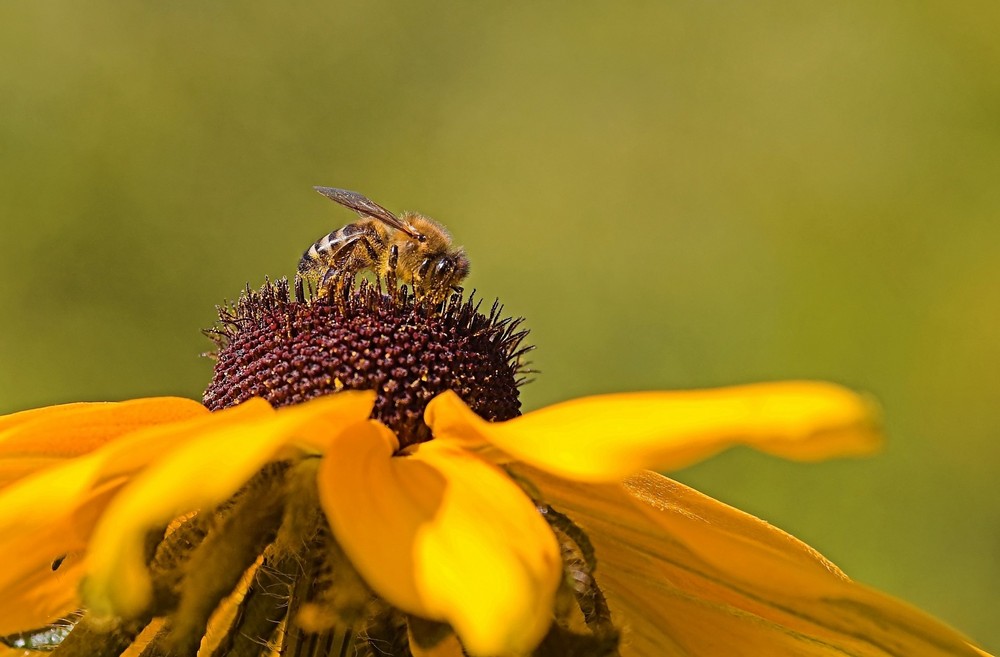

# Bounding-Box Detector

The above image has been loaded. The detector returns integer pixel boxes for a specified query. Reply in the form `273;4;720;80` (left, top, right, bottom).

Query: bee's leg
358;234;381;263
294;272;306;303
332;234;381;282
386;244;399;298
295;264;323;301
410;258;434;303
334;275;349;306
439;285;464;309
318;267;339;298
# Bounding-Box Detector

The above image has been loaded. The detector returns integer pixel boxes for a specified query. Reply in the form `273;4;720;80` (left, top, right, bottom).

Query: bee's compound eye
417;233;428;243
434;258;453;277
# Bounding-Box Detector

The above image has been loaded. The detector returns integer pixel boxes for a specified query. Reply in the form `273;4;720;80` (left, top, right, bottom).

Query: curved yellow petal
519;465;988;657
0;401;223;636
0;481;115;635
0;399;262;635
318;421;561;657
0;397;207;488
427;382;881;482
0;558;84;639
0;463;120;636
84;391;374;619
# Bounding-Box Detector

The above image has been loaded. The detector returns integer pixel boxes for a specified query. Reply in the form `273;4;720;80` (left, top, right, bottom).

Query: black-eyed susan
0;279;989;657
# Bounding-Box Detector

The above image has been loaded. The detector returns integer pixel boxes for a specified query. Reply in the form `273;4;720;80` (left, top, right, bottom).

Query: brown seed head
203;279;532;449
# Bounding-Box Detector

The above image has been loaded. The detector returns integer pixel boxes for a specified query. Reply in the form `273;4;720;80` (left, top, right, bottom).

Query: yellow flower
0;280;989;657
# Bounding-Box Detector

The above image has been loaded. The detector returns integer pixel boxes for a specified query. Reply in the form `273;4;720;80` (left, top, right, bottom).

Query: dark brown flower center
202;279;531;448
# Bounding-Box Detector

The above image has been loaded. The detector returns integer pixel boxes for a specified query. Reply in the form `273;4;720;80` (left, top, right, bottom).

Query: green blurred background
1;1;997;650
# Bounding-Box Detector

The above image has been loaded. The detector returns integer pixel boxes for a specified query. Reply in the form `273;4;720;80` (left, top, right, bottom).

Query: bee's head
418;248;469;297
441;248;470;288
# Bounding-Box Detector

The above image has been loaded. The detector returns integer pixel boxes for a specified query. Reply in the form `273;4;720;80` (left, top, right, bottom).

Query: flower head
0;278;990;657
203;279;528;447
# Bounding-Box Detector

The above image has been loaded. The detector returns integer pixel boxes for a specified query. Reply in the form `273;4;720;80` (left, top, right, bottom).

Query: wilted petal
0;398;207;489
427;382;881;482
84;392;374;619
318;421;561;657
519;465;988;657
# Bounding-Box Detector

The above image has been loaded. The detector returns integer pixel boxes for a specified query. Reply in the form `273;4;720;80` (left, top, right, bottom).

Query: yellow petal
427;382;881;482
0;400;262;635
0;470;125;635
0;418;209;637
0;485;119;635
318;421;561;656
84;391;374;618
519;465;988;657
0;397;207;488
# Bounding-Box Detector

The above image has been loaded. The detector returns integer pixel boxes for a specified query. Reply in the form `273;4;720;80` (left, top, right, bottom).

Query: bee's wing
314;187;419;238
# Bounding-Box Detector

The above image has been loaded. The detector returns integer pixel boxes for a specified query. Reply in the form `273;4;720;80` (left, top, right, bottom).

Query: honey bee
297;187;470;302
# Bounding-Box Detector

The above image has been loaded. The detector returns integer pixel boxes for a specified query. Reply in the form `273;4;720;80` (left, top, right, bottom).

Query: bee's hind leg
317;267;343;299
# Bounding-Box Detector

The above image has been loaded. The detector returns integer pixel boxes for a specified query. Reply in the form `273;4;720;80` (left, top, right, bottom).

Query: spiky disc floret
203;279;532;449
